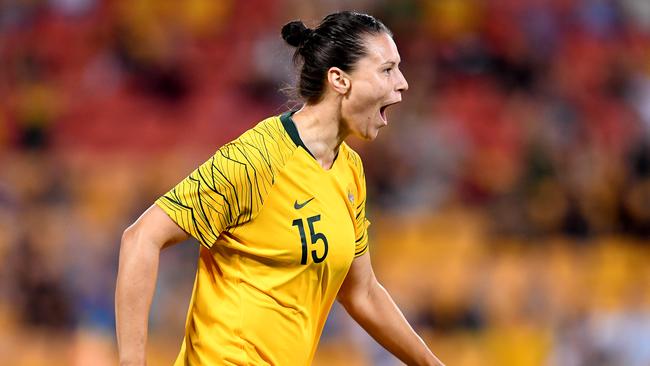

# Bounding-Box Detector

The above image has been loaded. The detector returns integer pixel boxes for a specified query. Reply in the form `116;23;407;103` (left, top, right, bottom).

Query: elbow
120;217;168;257
338;291;371;322
117;221;161;273
336;284;357;311
338;295;359;318
118;225;137;265
120;221;152;255
338;283;376;316
121;223;139;249
337;291;354;311
121;226;131;245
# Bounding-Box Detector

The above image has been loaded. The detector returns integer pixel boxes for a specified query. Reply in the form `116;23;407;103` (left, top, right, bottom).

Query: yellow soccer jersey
155;111;370;366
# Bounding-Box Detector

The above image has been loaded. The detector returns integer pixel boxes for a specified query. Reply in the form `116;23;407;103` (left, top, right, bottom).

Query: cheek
348;81;382;110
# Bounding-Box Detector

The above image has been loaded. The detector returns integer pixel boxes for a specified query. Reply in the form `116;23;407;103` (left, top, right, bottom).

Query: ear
326;67;351;95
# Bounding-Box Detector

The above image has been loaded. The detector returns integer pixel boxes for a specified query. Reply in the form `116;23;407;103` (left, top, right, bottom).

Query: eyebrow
381;61;396;67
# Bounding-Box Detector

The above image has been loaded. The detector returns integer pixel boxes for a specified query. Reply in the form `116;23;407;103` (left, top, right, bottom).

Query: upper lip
381;98;402;109
380;99;402;115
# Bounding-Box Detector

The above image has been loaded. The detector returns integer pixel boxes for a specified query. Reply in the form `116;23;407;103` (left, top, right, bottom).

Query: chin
349;120;382;141
362;127;380;141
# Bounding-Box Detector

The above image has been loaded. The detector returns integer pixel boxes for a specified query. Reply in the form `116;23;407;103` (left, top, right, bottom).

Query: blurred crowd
1;0;650;365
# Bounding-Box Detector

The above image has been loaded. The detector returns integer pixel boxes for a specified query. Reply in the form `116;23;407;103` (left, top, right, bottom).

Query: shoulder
239;115;290;145
213;115;297;168
202;115;298;194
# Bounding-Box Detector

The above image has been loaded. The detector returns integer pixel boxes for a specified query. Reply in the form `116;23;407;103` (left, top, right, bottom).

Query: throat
291;106;347;169
308;143;339;170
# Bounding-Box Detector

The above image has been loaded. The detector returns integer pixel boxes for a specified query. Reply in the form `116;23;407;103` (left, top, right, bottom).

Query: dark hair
281;11;392;104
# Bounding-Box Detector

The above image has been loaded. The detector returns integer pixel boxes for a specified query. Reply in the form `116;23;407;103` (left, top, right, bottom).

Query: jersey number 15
292;215;329;265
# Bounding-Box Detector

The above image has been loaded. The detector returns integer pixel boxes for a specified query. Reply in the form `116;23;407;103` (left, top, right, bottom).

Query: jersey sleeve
155;141;265;249
353;155;371;257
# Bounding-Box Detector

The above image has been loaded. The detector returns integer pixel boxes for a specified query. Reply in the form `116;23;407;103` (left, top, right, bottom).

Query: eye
383;67;392;75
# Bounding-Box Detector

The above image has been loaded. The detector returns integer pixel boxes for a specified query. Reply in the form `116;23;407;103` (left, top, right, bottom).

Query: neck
291;101;349;169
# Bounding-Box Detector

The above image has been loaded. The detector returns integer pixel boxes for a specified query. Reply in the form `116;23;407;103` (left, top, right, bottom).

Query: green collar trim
280;111;315;158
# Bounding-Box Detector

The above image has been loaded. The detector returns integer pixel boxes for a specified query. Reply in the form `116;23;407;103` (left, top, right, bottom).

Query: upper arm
154;147;243;249
337;252;377;307
155;140;272;249
124;204;190;250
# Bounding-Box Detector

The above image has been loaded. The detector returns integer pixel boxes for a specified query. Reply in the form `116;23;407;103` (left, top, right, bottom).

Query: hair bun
281;21;313;47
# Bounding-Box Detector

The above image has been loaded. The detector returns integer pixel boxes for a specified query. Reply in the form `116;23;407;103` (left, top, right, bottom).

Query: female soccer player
116;11;445;366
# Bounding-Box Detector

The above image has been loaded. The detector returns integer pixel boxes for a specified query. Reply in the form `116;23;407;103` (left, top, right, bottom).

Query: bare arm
115;204;190;366
337;253;445;366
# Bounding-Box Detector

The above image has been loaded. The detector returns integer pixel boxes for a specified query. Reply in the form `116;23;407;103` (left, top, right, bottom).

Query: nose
396;68;409;92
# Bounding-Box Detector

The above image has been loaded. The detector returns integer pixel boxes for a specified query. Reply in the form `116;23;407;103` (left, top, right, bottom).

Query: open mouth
380;100;400;123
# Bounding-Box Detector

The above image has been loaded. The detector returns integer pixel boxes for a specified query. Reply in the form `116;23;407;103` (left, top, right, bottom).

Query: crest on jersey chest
347;186;355;205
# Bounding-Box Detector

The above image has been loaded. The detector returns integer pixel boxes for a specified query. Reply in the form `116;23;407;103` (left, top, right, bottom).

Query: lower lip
380;109;388;125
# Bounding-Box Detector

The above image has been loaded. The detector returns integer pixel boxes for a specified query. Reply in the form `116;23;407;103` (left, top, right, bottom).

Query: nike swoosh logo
294;197;315;210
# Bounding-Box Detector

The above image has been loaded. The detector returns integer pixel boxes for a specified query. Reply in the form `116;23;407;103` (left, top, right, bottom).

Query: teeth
380;101;399;122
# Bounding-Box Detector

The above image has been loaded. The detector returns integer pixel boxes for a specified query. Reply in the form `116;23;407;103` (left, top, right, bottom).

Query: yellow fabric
155;113;370;365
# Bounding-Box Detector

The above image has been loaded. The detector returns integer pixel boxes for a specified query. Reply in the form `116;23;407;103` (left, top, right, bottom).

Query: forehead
359;33;401;66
